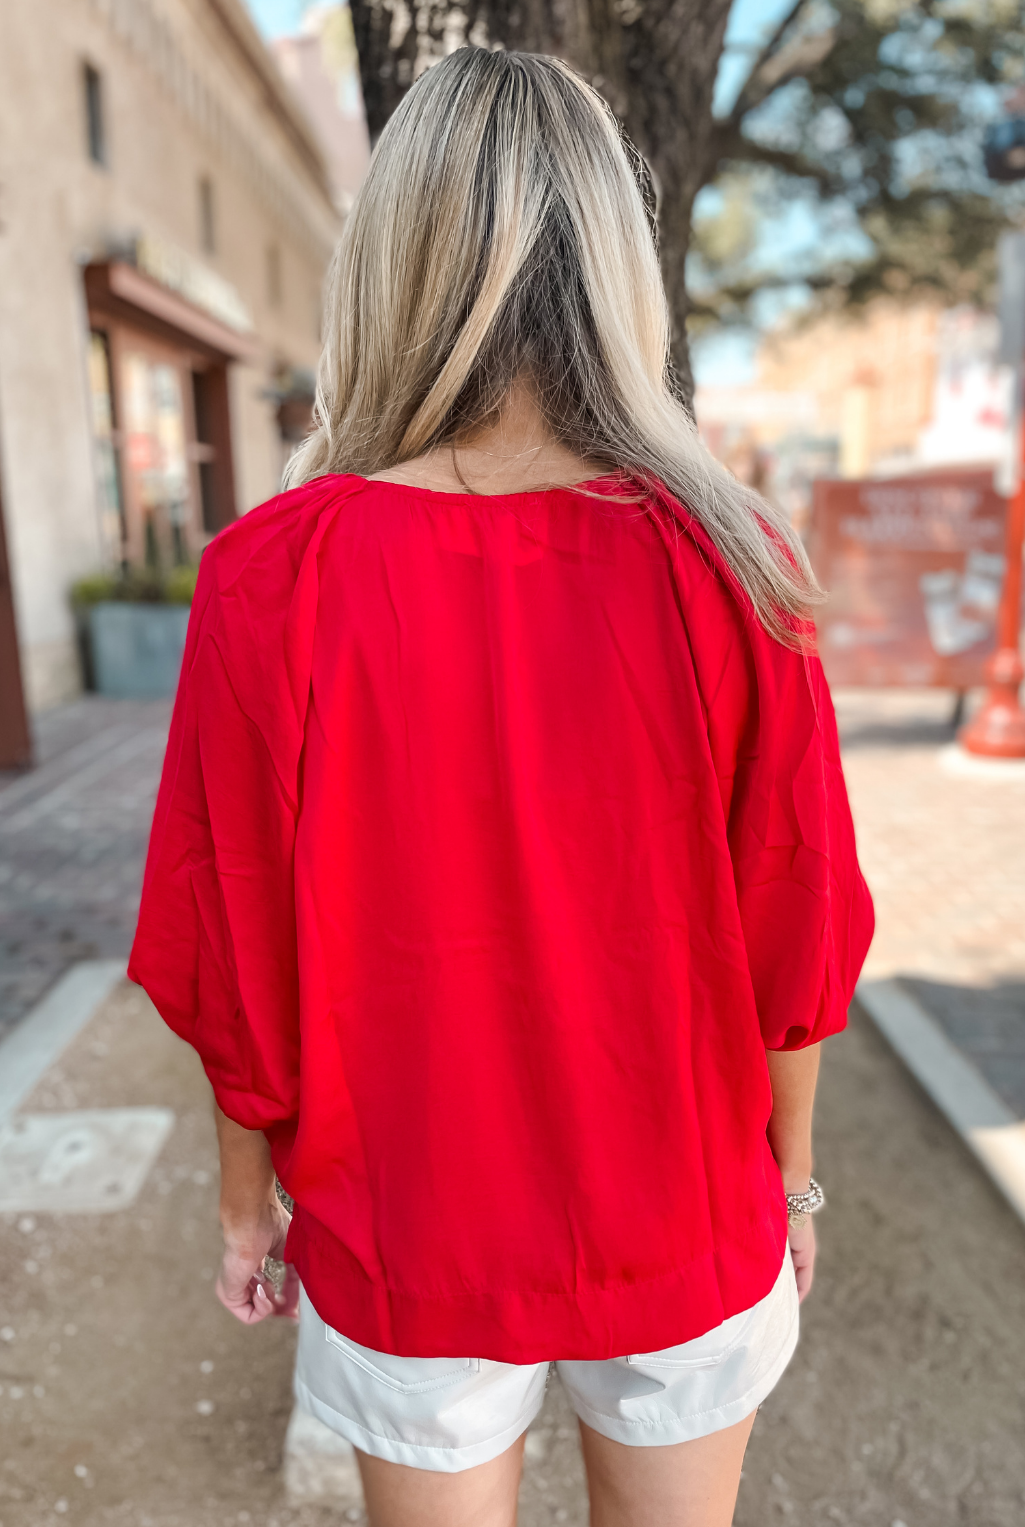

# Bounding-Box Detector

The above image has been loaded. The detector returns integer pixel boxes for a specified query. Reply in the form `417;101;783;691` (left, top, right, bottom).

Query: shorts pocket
626;1329;740;1371
324;1327;481;1394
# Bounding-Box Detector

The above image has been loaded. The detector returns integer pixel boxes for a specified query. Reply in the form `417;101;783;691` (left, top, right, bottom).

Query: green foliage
71;564;198;607
690;173;761;272
695;0;1025;320
163;564;200;605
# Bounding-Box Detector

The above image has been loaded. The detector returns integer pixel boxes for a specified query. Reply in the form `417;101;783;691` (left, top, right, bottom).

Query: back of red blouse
129;473;873;1362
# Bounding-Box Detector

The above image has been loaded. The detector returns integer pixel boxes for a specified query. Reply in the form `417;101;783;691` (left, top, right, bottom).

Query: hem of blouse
287;1218;787;1367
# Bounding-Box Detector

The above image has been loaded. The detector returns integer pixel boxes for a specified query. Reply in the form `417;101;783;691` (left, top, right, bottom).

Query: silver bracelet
786;1177;825;1226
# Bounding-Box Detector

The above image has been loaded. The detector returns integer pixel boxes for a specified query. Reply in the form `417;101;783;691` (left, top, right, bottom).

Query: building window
86;331;125;558
84;63;106;166
199;176;216;255
267;244;282;309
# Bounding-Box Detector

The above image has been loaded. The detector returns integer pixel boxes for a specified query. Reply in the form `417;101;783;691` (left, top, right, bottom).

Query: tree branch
708;133;837;189
720;0;809;131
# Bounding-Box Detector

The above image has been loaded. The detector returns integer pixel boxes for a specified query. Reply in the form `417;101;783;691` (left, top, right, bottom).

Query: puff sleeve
128;482;340;1130
727;624;874;1051
650;500;873;1052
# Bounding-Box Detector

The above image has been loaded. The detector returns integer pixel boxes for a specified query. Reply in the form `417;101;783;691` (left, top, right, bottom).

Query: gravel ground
2;984;1025;1527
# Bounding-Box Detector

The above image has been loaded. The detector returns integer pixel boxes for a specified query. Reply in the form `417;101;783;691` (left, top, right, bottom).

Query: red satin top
129;473;873;1362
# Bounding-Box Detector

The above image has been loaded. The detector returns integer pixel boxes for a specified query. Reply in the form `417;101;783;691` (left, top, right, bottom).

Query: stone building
696;300;1010;531
753;300;942;480
0;0;340;757
273;4;371;215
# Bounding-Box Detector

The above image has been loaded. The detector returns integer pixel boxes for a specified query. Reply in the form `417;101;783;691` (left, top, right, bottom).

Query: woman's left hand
787;1218;816;1303
216;1196;300;1323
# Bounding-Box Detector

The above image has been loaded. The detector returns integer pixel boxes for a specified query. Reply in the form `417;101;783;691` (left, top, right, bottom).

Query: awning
84;261;262;363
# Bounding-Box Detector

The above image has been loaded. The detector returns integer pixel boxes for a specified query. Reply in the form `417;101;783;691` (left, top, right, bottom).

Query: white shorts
294;1250;799;1472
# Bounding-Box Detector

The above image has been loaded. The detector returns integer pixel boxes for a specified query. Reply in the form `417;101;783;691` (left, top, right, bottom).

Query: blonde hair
285;47;821;643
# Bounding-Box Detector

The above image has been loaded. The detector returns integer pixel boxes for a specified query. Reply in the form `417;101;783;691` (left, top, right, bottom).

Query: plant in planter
71;564;198;698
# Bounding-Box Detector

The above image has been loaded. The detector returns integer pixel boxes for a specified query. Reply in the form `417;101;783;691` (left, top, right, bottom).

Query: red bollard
960;446;1025;757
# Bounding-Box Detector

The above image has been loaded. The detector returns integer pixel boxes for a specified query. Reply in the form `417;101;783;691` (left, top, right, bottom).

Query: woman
130;47;873;1527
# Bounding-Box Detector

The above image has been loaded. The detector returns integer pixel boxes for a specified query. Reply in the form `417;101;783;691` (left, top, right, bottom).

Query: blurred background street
4;0;1025;1523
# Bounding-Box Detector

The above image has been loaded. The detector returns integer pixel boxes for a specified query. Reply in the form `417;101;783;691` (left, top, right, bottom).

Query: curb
0;960;126;1126
937;744;1025;781
857;977;1025;1226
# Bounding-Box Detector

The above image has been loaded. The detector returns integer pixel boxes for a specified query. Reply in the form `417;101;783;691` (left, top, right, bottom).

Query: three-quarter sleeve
649;499;873;1053
128;483;338;1130
727;628;874;1051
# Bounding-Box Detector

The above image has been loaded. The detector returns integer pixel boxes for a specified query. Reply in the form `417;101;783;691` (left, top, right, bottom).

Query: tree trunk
349;1;734;407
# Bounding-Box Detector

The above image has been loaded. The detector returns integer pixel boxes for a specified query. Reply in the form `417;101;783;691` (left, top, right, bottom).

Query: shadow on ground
902;976;1025;1121
832;687;968;752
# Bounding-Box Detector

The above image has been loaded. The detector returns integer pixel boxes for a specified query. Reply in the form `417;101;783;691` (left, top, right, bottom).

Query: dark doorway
0;424;32;769
191;365;237;535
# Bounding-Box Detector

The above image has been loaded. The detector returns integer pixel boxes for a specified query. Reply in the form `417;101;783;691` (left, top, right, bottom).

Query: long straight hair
285;47;821;643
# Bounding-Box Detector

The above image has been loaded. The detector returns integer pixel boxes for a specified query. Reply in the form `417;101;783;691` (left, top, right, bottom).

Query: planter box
88;602;190;698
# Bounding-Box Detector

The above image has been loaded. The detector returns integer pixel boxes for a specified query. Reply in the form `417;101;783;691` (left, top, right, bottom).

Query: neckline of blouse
341;471;631;503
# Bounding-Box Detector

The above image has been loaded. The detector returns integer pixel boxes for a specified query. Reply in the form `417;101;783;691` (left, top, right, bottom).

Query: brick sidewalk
835;689;1025;1118
0;698;171;1042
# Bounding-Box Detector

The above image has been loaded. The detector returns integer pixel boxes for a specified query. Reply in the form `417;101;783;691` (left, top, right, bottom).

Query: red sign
125;431;156;473
810;470;1008;687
